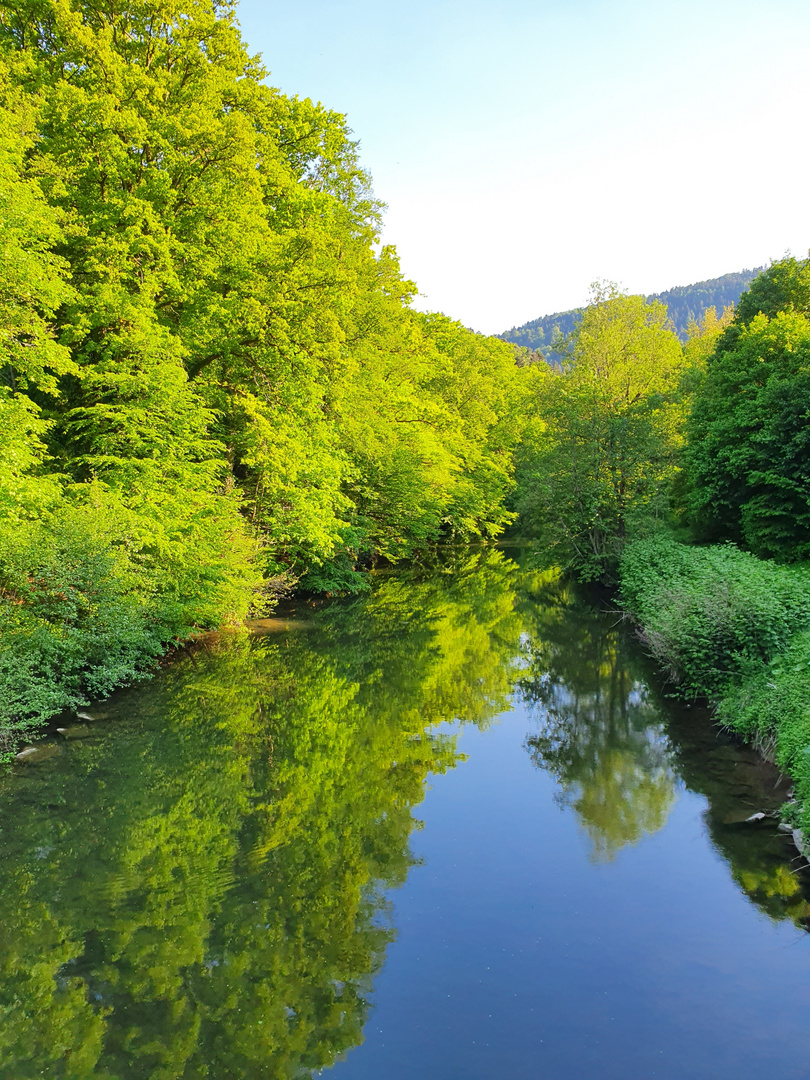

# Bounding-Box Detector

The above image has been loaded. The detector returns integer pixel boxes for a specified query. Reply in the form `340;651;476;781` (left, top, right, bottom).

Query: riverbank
619;534;810;837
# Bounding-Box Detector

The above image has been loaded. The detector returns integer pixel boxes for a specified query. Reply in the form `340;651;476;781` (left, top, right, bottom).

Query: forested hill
500;268;764;353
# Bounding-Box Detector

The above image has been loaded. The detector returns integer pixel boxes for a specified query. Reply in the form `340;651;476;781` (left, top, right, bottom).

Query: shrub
619;534;810;699
717;632;810;833
0;508;167;758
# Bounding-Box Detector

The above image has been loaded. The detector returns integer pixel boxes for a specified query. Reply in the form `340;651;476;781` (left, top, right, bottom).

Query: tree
0;0;534;746
683;304;734;369
0;57;73;521
686;306;810;559
733;255;810;325
514;283;686;577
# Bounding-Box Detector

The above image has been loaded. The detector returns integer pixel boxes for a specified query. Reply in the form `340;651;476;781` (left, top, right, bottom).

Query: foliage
0;56;73;521
500;306;583;357
733;255;810;325
682;303;735;369
0;495;191;758
715;631;810;833
296;551;371;596
513;285;686;579
619;534;810;700
686;268;810;558
651;269;762;341
621;531;810;871
0;0;530;742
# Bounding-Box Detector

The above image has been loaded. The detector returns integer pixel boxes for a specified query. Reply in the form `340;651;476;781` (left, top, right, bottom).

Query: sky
236;0;810;335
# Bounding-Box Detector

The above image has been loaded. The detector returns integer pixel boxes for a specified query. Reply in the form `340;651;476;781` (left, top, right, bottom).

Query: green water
0;549;808;1079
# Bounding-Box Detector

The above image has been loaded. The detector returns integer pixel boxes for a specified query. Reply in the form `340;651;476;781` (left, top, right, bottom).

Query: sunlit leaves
514;285;686;577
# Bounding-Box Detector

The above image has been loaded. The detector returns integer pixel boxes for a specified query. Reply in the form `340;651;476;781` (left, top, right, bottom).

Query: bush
717;632;810;833
296;553;371;596
619;534;810;699
0;508;166;758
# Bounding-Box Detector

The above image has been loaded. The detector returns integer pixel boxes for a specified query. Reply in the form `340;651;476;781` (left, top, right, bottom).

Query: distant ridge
499;268;765;355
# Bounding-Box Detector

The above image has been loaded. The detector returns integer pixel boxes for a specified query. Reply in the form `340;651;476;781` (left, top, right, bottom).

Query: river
0;548;808;1079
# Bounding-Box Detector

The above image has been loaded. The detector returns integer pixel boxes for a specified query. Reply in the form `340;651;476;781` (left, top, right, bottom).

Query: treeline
501;267;763;355
653;268;764;341
0;0;534;747
512;259;810;574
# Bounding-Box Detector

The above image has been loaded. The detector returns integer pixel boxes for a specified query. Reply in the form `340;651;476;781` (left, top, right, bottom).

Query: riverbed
0;548;808;1079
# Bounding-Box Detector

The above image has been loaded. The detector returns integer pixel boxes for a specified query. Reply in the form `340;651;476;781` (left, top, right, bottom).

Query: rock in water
56;725;91;739
15;744;60;764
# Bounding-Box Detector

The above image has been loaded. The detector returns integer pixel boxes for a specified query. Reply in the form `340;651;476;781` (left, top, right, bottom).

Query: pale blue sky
237;0;810;333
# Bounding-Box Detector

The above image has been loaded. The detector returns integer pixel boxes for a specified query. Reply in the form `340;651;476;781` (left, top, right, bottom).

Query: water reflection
516;568;810;925
0;549;522;1080
517;578;677;861
661;700;810;930
0;550;808;1079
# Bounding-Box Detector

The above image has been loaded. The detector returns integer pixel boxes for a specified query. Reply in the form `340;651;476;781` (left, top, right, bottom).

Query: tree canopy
685;255;810;559
0;0;531;743
513;284;686;578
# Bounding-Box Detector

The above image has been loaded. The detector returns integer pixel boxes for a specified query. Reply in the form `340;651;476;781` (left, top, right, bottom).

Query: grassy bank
619;534;810;832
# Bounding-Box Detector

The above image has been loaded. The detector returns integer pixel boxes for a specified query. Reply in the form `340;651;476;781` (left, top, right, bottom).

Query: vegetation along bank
2;0;810;837
0;0;536;752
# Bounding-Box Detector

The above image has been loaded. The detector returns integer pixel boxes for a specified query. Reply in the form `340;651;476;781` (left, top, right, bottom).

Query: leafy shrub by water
0;502;211;760
717;632;810;833
296;552;372;596
619;535;810;700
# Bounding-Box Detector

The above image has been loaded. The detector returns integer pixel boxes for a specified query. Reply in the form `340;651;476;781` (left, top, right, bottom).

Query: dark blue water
0;550;807;1079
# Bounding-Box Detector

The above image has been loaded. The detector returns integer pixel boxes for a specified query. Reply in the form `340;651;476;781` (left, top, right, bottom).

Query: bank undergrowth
620;534;810;831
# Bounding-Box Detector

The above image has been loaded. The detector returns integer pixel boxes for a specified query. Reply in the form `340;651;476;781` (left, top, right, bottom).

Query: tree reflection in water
517;565;810;924
0;550;807;1080
518;574;676;860
0;549;523;1080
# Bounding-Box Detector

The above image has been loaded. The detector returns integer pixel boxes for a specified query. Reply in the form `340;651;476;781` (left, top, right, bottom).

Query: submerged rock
56;725;91;739
15;744;60;764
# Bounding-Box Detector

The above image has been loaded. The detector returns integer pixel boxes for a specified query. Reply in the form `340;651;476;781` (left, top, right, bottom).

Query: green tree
515;284;686;577
0;56;73;521
0;0;531;748
683;303;734;369
686;264;810;558
733;254;810;325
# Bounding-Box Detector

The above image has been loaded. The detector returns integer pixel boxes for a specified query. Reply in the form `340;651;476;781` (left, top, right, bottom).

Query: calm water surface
1;549;808;1079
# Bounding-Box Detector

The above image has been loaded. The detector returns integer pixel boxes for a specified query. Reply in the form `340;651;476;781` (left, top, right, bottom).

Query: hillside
500;268;765;355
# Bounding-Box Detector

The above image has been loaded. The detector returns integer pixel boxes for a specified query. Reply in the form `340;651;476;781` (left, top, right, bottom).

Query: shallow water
0;549;808;1079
